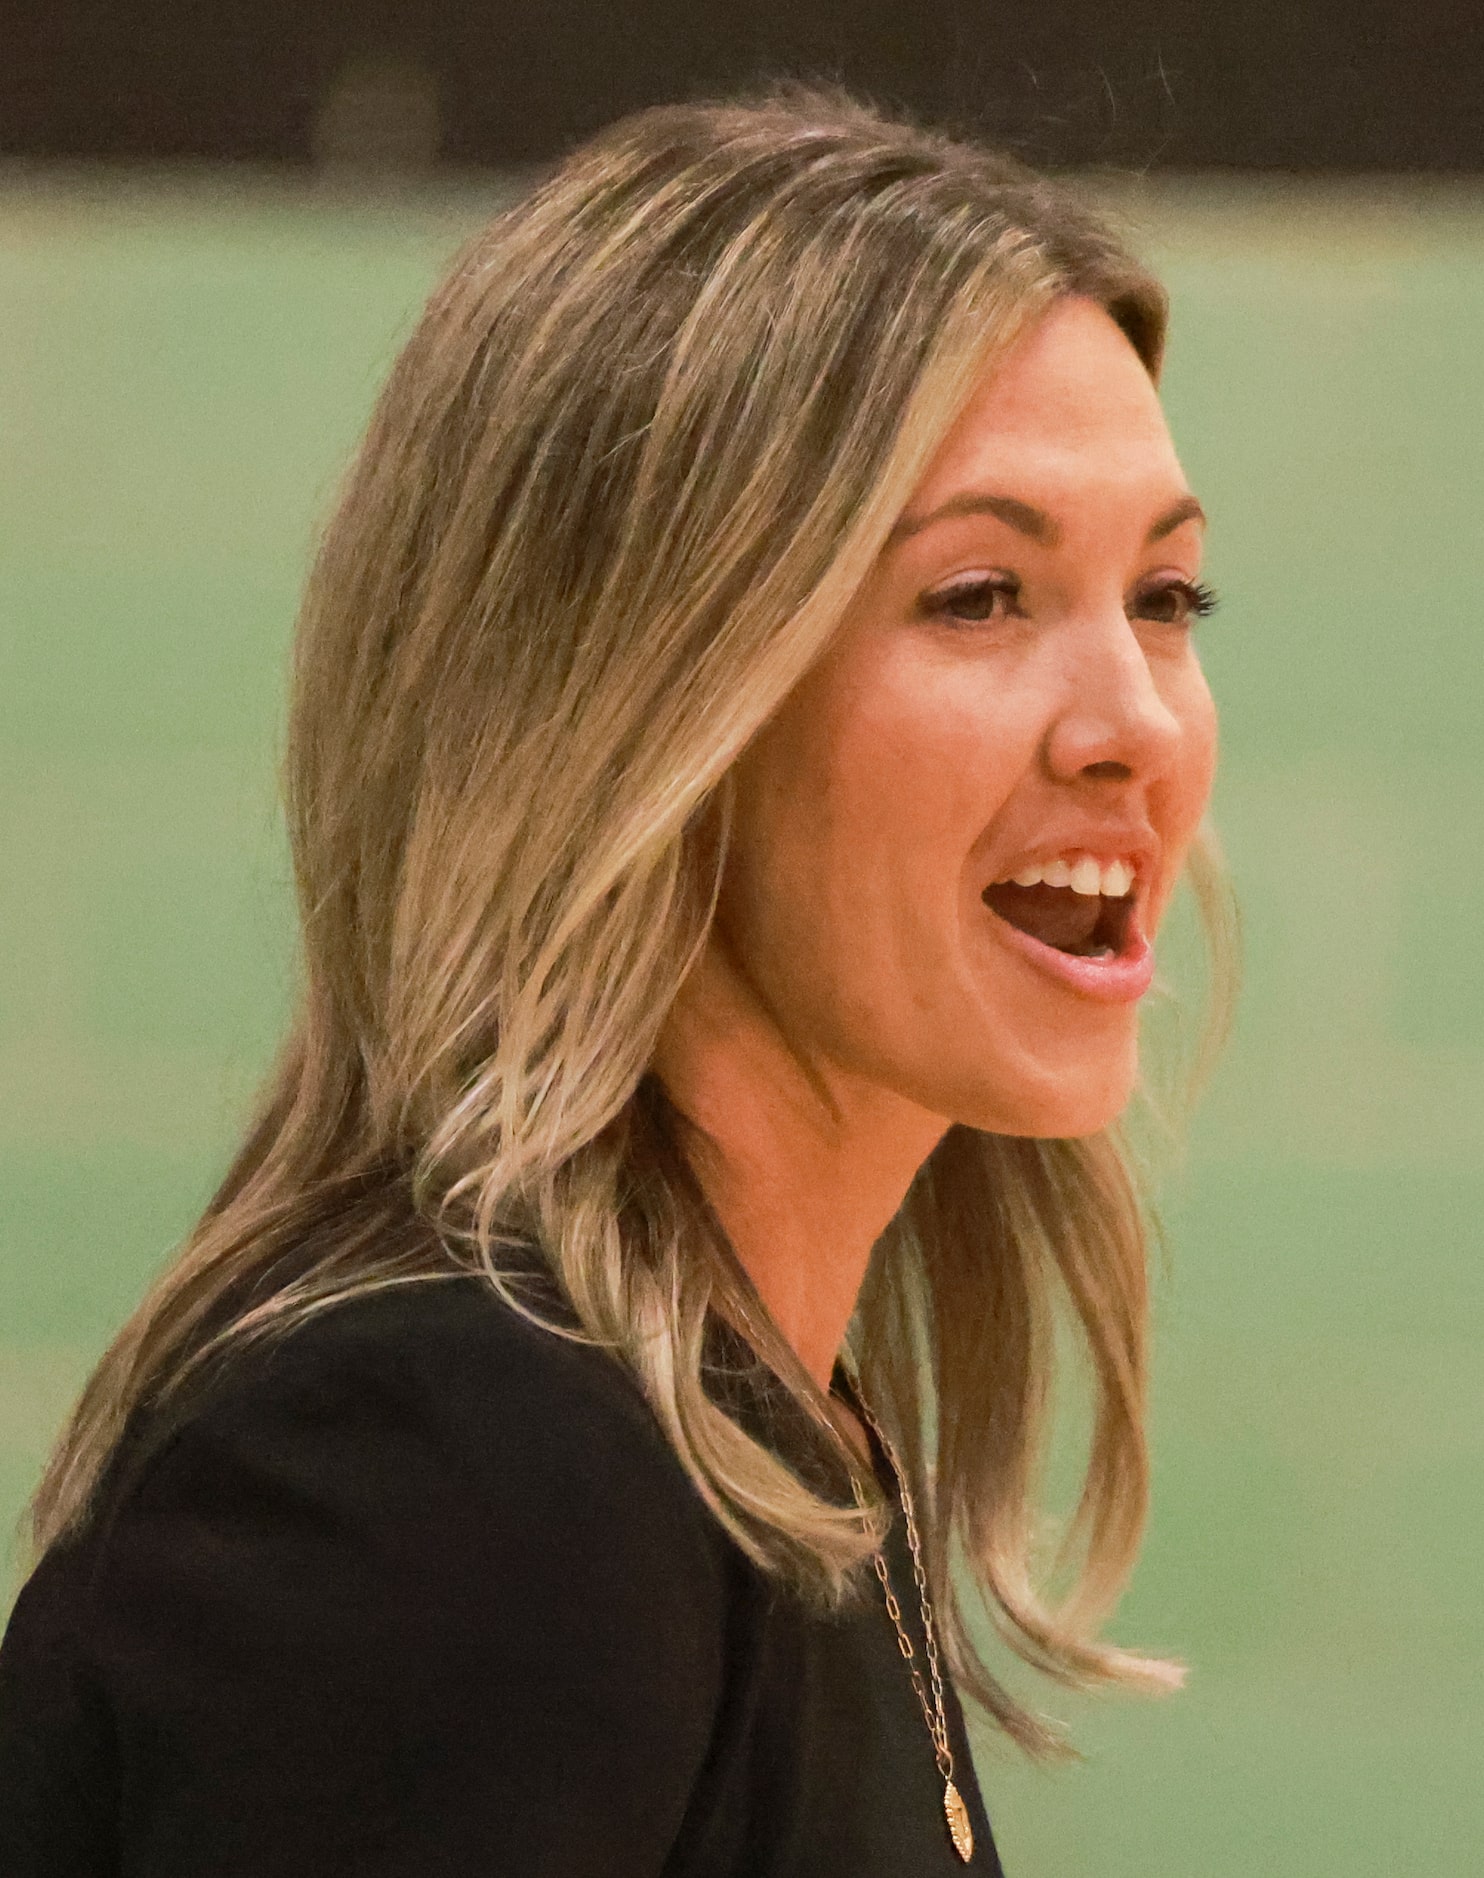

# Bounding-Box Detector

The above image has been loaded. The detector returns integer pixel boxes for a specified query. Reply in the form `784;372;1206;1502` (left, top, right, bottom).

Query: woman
0;88;1230;1874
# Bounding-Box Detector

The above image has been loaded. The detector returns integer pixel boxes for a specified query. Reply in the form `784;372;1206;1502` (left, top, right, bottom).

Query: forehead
910;296;1181;513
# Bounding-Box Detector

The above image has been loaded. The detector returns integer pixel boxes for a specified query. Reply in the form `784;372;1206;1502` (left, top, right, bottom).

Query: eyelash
923;574;1221;628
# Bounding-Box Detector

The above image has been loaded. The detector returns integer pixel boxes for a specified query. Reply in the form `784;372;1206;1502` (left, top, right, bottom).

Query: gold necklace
847;1389;975;1864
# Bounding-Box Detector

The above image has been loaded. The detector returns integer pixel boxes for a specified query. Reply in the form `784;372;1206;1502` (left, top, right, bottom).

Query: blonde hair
29;87;1234;1755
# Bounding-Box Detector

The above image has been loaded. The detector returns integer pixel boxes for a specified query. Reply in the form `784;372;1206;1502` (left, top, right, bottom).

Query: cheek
725;642;1030;1018
1148;665;1218;924
803;641;1040;920
1171;665;1219;836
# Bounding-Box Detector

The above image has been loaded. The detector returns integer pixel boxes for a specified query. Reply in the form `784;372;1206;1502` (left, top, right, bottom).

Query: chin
936;1043;1140;1140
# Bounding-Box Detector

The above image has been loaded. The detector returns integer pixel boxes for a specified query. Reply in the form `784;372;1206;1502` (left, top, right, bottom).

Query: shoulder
105;1273;733;1649
61;1277;735;1873
136;1273;715;1543
156;1270;671;1454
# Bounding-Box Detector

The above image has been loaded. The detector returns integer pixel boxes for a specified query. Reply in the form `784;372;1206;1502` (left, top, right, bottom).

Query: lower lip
980;904;1156;1005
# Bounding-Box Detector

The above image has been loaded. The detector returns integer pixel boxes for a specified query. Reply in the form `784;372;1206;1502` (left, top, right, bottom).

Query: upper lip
983;826;1160;895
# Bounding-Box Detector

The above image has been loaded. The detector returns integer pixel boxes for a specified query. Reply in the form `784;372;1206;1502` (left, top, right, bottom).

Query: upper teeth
1004;854;1135;897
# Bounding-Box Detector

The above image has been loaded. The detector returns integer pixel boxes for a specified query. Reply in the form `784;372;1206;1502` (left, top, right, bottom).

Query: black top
0;1276;1005;1875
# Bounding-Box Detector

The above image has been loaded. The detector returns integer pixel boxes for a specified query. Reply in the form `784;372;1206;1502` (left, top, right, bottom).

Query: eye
1131;577;1220;627
921;572;1025;625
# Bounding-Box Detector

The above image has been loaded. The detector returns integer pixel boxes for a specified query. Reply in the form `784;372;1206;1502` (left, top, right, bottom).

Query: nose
1041;611;1184;786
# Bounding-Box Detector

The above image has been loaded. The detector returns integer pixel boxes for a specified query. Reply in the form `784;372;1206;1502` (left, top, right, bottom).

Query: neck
653;941;948;1390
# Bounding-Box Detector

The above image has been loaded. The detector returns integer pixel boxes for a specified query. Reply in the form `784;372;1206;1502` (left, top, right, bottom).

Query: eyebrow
889;490;1207;547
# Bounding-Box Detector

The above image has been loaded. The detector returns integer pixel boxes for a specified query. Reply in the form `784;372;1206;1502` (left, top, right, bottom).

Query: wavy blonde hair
30;87;1235;1755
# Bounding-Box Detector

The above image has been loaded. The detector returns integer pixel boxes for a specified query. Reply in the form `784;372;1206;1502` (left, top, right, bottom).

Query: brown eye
924;574;1023;625
1131;579;1220;627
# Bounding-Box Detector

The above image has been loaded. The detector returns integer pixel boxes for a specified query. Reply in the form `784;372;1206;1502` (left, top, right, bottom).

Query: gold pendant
944;1779;974;1861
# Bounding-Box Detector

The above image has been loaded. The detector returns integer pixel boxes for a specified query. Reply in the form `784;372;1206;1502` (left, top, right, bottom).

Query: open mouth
980;869;1137;960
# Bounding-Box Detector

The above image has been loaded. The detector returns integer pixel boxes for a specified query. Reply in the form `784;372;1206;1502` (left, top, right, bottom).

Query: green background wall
2;177;1480;1872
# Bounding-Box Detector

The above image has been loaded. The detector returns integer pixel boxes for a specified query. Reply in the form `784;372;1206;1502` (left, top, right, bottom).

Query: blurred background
2;3;1481;1872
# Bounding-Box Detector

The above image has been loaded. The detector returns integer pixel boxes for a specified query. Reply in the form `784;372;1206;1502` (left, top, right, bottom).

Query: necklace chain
846;1385;975;1863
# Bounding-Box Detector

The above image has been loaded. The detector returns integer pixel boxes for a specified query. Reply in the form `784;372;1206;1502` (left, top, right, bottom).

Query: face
715;296;1218;1138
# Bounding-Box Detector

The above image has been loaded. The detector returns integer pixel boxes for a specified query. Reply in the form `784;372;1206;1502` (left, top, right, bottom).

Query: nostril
1081;759;1133;781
